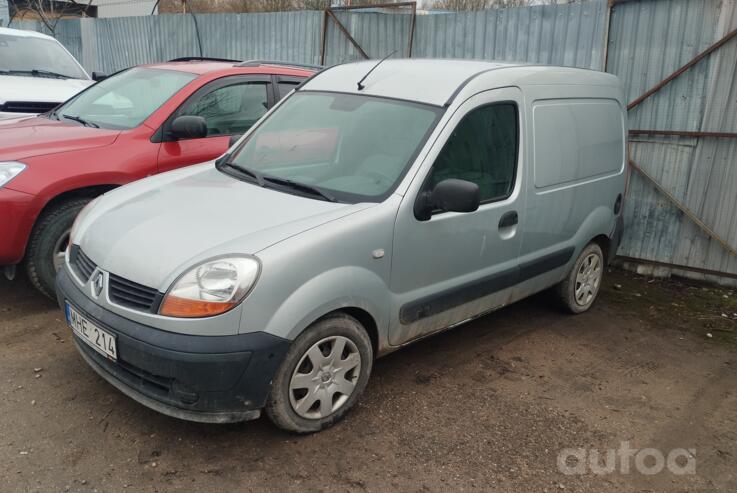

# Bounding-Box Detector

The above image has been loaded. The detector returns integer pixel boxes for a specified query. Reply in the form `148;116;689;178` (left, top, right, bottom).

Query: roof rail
169;57;241;63
236;60;323;71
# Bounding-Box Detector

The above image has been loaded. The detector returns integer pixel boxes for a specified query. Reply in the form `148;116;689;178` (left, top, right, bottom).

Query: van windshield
227;91;442;203
0;33;87;80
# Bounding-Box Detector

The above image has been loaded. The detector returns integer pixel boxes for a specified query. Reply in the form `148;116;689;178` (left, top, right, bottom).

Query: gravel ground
1;268;736;492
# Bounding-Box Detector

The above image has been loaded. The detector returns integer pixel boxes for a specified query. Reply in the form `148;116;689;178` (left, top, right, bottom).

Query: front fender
260;266;391;348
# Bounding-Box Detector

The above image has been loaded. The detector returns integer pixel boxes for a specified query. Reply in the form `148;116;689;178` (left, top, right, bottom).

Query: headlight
0;162;26;188
70;197;100;243
159;256;260;318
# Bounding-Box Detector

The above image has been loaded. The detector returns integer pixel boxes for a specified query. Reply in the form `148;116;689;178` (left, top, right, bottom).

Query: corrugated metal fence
607;0;737;285
12;2;608;73
0;0;9;27
10;0;737;285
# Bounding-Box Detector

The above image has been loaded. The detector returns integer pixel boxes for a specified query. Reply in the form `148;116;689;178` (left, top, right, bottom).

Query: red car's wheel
26;198;91;299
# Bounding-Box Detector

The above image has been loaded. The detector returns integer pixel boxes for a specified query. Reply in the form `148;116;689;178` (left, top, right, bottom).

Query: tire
556;242;604;314
265;313;373;434
26;198;91;299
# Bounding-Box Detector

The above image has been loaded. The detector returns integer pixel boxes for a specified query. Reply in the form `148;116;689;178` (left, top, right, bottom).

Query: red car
0;58;316;297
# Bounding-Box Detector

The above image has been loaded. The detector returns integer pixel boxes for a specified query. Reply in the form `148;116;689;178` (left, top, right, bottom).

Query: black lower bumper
56;267;290;423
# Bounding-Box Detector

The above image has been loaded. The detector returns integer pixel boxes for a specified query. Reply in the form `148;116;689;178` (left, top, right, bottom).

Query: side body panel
510;84;627;303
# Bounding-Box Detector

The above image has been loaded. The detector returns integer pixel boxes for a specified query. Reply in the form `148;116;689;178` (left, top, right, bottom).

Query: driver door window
428;103;518;204
158;79;270;173
180;81;269;137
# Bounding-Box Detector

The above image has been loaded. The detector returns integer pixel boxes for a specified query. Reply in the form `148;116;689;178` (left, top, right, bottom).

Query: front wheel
265;313;373;434
556;242;604;314
26;198;91;299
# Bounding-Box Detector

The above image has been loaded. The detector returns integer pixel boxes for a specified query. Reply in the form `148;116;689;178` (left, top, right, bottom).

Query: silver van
56;59;626;433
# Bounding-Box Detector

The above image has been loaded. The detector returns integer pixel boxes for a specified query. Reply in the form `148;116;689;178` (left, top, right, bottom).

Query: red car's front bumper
0;187;39;265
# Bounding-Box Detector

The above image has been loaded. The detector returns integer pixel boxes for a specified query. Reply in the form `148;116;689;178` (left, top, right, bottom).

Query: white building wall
93;0;158;18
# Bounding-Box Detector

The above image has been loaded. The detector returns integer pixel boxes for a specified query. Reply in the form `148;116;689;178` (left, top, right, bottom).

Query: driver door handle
499;211;518;229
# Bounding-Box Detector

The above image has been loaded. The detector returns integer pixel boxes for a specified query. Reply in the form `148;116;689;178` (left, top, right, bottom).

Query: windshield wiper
215;159;335;202
262;176;337;202
4;69;72;79
216;159;265;186
60;114;99;128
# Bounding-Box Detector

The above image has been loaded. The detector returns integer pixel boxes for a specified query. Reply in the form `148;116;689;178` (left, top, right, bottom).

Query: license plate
66;302;117;361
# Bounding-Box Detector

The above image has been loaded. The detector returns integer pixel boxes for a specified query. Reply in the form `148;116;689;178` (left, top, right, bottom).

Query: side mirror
414;178;480;221
91;72;108;82
170;115;208;140
229;134;243;147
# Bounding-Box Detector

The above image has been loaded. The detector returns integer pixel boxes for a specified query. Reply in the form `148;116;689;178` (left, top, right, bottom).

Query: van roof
0;27;55;41
302;59;619;107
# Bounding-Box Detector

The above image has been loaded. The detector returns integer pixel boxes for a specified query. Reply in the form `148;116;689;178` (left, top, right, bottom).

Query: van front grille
108;274;162;313
70;245;97;282
70;246;163;313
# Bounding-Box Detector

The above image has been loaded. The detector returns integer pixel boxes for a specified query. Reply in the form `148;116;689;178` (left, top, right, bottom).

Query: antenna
357;50;397;91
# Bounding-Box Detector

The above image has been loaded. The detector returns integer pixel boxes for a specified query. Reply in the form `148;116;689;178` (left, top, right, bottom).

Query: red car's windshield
55;67;197;130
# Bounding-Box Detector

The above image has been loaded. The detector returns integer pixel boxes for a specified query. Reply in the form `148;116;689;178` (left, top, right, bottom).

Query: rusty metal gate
606;0;737;285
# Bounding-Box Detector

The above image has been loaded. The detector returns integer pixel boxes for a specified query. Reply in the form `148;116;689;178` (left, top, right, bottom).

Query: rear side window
277;81;301;101
532;99;624;189
429;103;518;203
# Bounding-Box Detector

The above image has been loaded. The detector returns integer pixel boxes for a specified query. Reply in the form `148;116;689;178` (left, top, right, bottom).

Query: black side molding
399;246;575;325
519;246;574;281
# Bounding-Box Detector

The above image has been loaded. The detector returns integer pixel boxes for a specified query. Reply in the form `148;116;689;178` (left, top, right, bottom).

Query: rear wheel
556;242;604;314
26;198;91;299
265;313;373;434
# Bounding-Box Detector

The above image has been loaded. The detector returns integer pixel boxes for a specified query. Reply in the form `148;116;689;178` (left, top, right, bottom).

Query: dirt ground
1;268;736;492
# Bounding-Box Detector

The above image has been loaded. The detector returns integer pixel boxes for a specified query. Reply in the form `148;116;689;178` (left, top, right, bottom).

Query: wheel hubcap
574;252;602;306
289;335;361;420
52;229;71;273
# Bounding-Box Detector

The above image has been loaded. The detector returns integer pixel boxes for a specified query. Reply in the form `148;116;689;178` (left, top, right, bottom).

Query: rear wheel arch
590;234;612;265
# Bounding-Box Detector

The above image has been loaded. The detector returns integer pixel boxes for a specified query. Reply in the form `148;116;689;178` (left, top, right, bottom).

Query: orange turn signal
159;295;237;318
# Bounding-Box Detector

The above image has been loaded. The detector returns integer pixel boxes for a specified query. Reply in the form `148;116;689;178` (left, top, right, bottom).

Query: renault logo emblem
92;272;104;298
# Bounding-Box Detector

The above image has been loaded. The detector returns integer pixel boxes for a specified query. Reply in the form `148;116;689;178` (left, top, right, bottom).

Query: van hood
77;164;373;291
0;116;120;160
0;75;92;120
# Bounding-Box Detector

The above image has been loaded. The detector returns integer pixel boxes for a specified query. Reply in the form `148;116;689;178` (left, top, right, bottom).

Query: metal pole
330;2;417;11
616;256;737;281
629;130;737;139
408;1;416;58
326;9;370;60
628;26;737;111
320;9;328;66
628;159;737;261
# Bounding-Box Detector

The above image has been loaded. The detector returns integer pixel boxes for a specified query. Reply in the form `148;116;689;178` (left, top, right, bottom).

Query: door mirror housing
229;134;243;147
414;178;481;221
170;116;208;140
91;72;108;82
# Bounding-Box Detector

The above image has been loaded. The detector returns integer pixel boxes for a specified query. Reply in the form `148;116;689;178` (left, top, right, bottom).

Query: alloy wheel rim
289;335;361;420
52;229;71;273
574;252;602;306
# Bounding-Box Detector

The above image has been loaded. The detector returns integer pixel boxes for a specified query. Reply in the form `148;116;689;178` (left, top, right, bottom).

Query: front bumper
56;267;291;423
